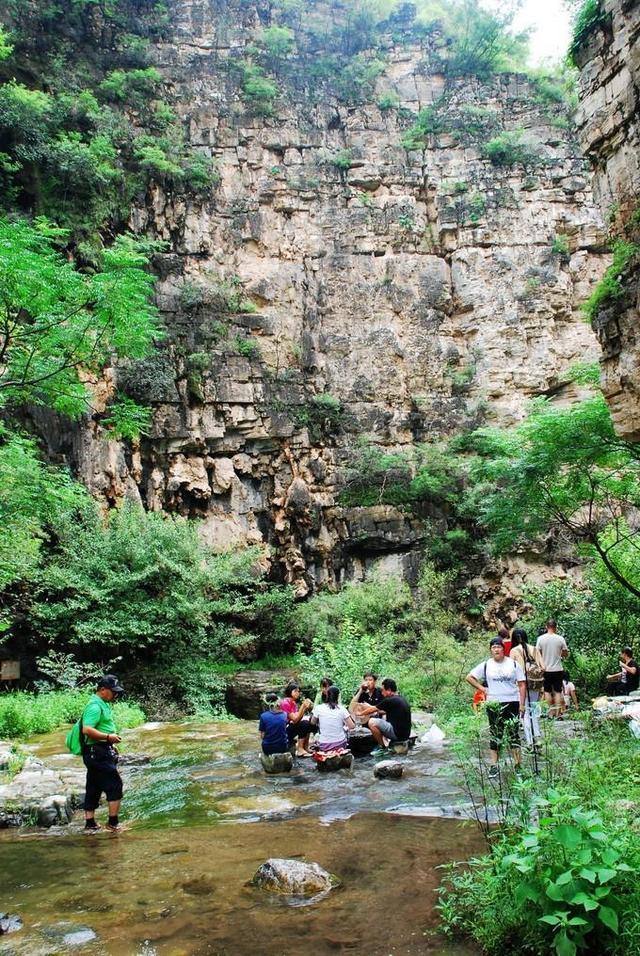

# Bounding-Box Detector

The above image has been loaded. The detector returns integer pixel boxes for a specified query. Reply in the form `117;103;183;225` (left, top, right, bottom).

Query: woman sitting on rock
312;685;354;753
280;682;314;757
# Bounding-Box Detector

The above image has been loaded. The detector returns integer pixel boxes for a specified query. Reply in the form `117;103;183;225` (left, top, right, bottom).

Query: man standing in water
81;675;124;832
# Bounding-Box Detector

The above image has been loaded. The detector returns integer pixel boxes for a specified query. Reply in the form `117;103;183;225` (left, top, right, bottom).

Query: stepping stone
316;752;353;772
374;760;404;779
389;740;409;756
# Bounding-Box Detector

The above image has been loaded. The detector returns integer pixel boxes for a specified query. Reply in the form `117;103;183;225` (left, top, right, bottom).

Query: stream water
0;721;483;955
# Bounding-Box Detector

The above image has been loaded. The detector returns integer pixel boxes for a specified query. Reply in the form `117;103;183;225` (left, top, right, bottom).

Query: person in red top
280;682;314;757
496;622;512;657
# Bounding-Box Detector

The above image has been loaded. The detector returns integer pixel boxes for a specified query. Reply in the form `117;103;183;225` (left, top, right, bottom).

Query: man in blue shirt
259;694;289;755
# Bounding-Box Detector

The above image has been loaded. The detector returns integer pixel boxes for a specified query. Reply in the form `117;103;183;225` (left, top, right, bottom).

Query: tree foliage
461;395;640;598
0;217;161;417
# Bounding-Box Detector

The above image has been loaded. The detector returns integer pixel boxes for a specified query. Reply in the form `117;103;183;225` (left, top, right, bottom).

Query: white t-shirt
312;703;350;744
470;658;525;703
536;633;568;672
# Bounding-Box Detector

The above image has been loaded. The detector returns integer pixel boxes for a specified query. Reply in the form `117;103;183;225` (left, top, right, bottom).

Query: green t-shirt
82;694;117;741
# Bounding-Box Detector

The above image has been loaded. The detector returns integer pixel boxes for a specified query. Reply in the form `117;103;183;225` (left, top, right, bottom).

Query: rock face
225;669;300;718
60;0;607;589
575;0;640;439
251;858;337;896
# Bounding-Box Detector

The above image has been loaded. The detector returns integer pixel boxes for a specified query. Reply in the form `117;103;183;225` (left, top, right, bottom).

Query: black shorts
487;701;520;752
83;743;123;809
286;719;312;745
543;672;564;693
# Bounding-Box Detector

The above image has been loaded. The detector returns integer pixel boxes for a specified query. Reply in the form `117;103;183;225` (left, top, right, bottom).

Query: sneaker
105;822;123;832
371;747;387;757
487;765;499;780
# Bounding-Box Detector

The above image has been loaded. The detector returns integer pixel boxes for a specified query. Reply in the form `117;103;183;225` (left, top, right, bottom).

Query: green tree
0;428;88;589
461;394;640;599
0;218;162;418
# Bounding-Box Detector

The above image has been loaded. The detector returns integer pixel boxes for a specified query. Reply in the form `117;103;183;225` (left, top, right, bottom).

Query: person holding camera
81;674;125;832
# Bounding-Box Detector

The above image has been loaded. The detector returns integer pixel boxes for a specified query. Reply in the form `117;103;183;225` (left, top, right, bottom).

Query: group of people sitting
258;673;412;760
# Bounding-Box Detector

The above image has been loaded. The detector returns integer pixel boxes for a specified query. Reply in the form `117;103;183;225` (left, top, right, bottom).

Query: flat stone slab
0;757;85;828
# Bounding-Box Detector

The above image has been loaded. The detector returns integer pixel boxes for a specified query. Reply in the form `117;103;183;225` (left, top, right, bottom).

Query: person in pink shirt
280;682;314;757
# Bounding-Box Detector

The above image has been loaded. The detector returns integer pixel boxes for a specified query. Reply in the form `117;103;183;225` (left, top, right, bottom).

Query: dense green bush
0;690;144;738
567;0;608;67
582;240;638;321
483;130;543;167
29;506;293;662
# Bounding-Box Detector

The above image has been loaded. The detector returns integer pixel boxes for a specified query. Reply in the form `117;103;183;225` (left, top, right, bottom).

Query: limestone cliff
67;0;606;595
574;0;640;439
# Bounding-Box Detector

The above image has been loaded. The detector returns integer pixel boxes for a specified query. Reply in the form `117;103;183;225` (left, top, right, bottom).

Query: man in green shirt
81;674;124;832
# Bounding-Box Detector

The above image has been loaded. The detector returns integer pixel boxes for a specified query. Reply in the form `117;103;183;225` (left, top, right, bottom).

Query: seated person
280;681;314;757
314;676;340;706
607;647;639;696
259;694;288;755
349;671;383;720
312;685;354;752
562;672;578;711
359;677;412;749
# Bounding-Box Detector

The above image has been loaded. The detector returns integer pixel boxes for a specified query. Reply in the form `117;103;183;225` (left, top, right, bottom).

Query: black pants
83;743;123;810
487;701;520;752
287;719;312;746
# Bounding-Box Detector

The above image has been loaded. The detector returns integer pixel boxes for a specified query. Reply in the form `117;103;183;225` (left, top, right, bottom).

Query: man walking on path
535;619;569;718
81;675;124;832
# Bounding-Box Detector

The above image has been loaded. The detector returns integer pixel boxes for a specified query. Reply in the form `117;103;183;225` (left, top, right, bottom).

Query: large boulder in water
225;669;300;719
251;858;338;896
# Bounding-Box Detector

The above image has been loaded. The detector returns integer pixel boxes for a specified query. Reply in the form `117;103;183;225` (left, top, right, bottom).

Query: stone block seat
260;752;293;774
313;751;353;772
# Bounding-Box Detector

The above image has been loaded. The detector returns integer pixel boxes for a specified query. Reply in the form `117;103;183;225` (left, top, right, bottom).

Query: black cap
97;674;124;695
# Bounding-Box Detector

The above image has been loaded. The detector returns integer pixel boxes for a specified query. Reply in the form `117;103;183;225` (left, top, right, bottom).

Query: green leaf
540;914;561;926
569;892;598;911
555;929;577;956
596;868;617;884
554;825;582;850
567;916;589;926
579;868;597;883
598;906;619;933
546;882;569;902
556;870;574;885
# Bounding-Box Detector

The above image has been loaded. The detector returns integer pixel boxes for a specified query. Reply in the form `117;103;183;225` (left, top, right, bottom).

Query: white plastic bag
421;723;445;745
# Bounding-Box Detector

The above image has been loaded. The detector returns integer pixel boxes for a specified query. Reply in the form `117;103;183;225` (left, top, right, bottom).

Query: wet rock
0;757;84;828
347;726;376;757
0;913;23;934
0;742;12;771
225;669;301;719
179;876;216;896
41;922;97;946
118;753;152;767
315;752;353;772
388;740;410;756
251;858;338;896
260;751;293;774
374;760;404;780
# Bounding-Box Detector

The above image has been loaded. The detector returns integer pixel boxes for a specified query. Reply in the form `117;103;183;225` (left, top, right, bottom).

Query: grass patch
0;690;145;738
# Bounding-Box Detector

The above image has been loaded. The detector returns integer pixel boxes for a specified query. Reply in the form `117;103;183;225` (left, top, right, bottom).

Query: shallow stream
0;721;482;955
